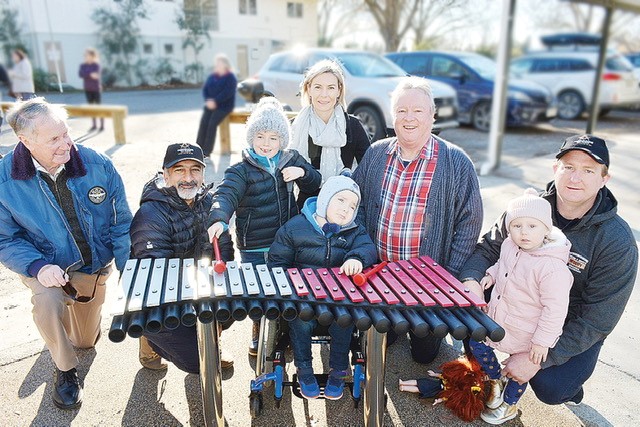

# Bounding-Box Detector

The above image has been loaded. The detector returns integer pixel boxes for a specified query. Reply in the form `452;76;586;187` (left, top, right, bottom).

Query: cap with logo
163;143;206;169
556;134;609;168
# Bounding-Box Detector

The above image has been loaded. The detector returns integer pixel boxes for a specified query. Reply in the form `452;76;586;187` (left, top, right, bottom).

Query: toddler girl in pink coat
469;188;573;425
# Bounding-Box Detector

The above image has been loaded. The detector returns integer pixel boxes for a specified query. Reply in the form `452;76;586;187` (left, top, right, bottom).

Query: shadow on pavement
122;368;181;426
567;404;614;427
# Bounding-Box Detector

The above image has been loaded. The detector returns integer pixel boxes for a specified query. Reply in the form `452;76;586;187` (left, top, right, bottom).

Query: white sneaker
486;377;507;409
481;402;518;425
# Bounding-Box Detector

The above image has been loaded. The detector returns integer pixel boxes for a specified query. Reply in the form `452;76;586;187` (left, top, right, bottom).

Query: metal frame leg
197;320;223;426
364;329;387;427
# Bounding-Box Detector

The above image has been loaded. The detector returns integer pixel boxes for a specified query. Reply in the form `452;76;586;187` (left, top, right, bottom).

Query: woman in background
78;48;103;131
195;54;237;159
9;49;35;100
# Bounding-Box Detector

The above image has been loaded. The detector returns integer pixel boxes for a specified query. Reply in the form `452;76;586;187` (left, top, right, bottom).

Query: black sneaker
52;368;83;410
565;387;584;406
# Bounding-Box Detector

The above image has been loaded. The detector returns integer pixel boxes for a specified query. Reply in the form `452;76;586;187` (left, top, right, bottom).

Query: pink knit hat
505;188;553;231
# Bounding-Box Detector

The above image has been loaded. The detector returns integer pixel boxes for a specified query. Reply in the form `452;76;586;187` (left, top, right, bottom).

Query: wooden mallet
353;261;388;287
212;237;226;274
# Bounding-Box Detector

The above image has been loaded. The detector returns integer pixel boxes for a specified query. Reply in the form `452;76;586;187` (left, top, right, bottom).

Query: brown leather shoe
248;321;260;357
220;348;234;369
139;337;167;370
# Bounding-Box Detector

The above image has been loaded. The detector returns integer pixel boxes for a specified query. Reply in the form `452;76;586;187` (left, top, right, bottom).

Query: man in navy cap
460;134;637;419
129;143;234;373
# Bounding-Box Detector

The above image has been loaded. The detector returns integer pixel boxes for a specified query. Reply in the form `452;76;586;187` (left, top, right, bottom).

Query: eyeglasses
62;265;99;304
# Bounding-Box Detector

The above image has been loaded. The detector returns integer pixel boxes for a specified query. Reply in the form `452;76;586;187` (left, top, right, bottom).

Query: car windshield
458;54;496;79
330;53;406;78
606;55;633;72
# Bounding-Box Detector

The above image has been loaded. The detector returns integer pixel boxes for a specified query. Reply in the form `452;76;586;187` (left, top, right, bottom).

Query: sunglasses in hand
62;266;98;303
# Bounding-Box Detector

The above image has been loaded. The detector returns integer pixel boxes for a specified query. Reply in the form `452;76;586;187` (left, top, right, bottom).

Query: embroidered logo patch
146;241;154;249
177;143;194;155
88;186;107;204
567;252;589;273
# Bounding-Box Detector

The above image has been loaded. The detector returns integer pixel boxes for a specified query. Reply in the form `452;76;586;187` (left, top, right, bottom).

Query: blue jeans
288;318;353;371
469;340;526;405
529;340;603;405
240;250;269;266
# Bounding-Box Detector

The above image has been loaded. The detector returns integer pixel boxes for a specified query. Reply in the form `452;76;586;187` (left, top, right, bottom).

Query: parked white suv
511;51;640;119
255;48;459;140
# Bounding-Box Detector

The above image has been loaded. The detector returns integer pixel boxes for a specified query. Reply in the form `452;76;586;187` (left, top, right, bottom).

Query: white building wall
3;0;317;88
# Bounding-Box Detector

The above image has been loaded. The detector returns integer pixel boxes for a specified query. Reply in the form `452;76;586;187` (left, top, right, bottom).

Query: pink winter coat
486;227;573;355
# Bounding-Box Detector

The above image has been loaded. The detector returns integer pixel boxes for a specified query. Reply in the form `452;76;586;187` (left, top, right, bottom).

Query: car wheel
557;91;585;120
472;102;491;132
353;105;385;141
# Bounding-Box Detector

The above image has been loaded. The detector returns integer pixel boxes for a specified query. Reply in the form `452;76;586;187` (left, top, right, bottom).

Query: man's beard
176;181;200;201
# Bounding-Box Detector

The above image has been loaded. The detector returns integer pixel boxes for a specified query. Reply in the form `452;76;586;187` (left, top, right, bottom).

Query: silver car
255;48;459;140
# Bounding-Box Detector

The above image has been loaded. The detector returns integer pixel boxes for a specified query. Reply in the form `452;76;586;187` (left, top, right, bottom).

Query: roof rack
541;33;602;51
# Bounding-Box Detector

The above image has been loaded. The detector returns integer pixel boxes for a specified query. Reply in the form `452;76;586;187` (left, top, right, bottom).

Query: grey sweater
460;183;638;368
352;136;483;276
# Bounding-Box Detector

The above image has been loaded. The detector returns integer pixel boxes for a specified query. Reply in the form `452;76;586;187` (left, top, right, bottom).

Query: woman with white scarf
290;60;370;208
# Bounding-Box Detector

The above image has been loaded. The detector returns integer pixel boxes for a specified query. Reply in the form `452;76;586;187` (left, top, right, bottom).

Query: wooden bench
1;102;128;145
219;109;297;154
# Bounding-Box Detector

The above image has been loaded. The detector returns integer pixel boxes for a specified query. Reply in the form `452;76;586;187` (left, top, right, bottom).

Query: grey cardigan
352;136;483;275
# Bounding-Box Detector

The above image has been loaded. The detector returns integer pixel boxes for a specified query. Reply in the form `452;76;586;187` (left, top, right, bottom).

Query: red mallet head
214;260;226;274
353;273;367;287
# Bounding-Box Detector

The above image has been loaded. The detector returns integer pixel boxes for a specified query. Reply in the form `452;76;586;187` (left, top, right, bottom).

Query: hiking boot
139;337;167;370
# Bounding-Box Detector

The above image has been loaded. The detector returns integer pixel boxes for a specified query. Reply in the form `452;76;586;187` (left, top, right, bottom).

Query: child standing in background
469;188;573;425
268;175;377;400
78;48;103;131
207;97;321;355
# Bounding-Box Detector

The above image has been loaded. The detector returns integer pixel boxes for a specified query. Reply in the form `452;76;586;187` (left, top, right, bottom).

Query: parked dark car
386;51;557;131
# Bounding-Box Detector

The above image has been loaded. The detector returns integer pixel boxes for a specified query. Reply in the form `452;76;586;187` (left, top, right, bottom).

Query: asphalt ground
0;89;638;426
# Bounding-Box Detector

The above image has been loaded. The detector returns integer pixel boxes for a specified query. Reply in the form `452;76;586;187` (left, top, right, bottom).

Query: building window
183;0;219;32
287;2;303;18
143;43;153;54
239;0;257;15
164;44;174;55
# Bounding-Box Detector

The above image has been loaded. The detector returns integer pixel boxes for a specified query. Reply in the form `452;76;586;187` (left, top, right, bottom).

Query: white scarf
290;105;347;184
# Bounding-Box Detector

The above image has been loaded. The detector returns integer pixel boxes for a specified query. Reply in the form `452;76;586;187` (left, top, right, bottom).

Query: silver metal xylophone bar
108;257;505;343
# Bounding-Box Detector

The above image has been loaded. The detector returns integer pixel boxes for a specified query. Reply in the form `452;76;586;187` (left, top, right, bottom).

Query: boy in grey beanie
208;96;321;356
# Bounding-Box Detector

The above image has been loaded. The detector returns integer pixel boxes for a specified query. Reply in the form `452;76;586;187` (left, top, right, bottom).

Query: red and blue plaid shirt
375;137;439;261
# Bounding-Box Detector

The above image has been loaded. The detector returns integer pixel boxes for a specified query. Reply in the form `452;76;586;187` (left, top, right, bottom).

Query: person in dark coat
289;59;371;208
130;143;234;374
195;54;237;158
78;48;103;131
269;175;377;400
208;97;321;355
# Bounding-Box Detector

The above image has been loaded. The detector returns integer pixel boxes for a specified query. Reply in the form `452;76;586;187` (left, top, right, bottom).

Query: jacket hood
242;148;293;172
301;196;357;235
543;181;617;230
140;174;211;209
509;226;571;263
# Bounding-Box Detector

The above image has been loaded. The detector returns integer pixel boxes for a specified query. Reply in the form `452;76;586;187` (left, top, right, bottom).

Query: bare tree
361;0;422;52
411;0;471;50
318;0;363;47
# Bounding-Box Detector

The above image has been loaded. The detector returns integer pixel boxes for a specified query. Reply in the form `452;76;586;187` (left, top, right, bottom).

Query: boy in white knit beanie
468;188;574;424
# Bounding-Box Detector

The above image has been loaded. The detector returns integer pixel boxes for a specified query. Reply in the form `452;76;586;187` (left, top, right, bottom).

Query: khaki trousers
21;266;111;371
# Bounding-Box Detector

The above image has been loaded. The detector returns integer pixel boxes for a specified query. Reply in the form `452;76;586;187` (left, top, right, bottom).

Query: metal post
42;0;63;93
481;0;517;175
196;320;224;427
363;329;387;427
586;6;613;134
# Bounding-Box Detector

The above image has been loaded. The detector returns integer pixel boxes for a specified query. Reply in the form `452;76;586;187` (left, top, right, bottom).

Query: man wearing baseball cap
129;143;235;373
460;134;637;407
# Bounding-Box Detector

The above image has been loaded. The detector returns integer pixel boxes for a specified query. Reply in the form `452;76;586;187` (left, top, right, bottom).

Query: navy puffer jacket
209;149;321;251
268;198;377;270
131;176;234;261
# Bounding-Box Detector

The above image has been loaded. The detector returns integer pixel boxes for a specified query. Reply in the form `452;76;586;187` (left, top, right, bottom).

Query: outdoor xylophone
108;256;505;344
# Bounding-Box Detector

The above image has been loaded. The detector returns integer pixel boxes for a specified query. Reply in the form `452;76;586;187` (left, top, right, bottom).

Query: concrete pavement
0;93;638;426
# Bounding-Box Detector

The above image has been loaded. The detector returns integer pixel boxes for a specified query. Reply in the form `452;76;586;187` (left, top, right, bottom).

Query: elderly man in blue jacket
0;98;132;410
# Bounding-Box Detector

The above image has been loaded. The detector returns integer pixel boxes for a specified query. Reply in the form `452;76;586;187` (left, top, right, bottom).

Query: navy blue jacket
268;198;377;270
202;72;237;112
0;143;132;275
209;149;321;251
130;177;234;261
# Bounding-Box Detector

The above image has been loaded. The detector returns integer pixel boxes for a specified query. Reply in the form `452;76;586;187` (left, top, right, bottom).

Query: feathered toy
399;355;486;422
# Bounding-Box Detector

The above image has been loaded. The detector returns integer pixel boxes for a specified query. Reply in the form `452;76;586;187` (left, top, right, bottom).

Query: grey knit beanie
316;175;361;219
506;188;553;231
245;97;290;149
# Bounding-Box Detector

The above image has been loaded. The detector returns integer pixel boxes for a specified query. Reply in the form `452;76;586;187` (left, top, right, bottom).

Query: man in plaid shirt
353;77;483;363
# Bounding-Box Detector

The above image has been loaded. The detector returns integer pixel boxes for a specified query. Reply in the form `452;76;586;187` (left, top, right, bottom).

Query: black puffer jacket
209;149;321;251
268;198;377;270
131;176;234;261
